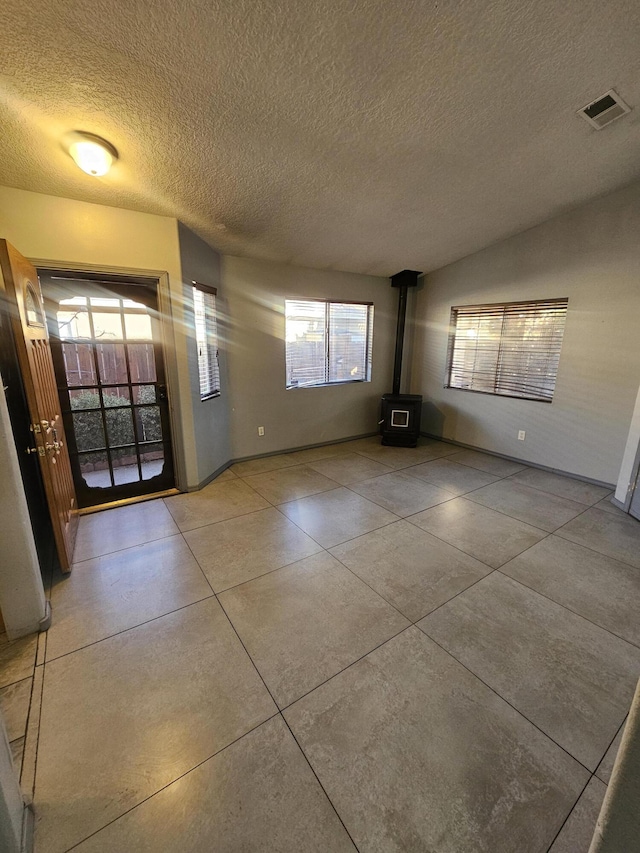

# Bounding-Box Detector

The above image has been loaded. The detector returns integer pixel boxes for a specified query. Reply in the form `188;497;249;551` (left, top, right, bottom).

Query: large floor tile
164;479;270;532
339;435;384;452
465;479;587;532
230;454;298;477
549;777;606;853
283;442;355;465
219;552;408;707
419;573;640;769
20;665;43;799
285;627;587;853
0;677;31;742
349;471;455;517
356;440;459;469
330;520;491;621
279;487;397;548
501;535;640;646
10;737;25;773
446;448;528;477
72;716;355;853
212;467;237;482
0;632;37;689
35;598;276;853
184;507;322;592
556;507;640;568
242;465;339;504
508;467;612;506
73;500;179;561
410;497;547;568
307;452;393;484
596;722;625;784
47;536;213;661
592;495;628;517
405;456;501;495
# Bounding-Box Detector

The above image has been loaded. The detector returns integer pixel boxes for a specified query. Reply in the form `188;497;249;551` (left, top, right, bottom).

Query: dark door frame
31;259;187;496
42;273;176;507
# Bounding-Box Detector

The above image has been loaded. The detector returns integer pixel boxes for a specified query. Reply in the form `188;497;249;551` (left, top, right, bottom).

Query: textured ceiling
2;0;640;275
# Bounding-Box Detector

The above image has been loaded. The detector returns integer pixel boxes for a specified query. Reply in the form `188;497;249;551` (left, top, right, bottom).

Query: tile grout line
594;715;627;783
326;540;492;627
273;501;401;550
494;568;640;651
43;594;216;665
544;773;593;853
0;671;37;692
71;530;181;565
279;713;361;852
500;476;612;506
416;625;596;775
29;627;48;806
552;526;640;572
402;509;551;568
405;569;499;624
453;491;594;535
62;710;283;853
208;557;363;850
276;623;413;713
23;657;45;798
174;527;220;598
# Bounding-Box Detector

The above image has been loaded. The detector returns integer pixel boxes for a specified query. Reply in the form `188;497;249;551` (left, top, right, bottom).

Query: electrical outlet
518;430;526;441
258;426;265;436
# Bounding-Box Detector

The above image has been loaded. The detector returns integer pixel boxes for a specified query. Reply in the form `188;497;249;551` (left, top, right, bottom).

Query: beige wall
411;180;640;485
0;186;204;487
223;256;395;458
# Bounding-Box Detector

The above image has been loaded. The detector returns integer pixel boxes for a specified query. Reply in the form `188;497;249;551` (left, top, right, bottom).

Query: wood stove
380;392;422;446
380;269;422;447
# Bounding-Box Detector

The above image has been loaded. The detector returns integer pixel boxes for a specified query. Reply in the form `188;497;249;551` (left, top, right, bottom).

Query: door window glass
73;411;106;451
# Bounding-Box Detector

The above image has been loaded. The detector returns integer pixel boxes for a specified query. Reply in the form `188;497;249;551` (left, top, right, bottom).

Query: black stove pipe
390;270;422;395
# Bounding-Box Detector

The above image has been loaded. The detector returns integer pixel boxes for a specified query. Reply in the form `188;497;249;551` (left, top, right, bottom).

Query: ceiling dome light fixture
68;132;118;176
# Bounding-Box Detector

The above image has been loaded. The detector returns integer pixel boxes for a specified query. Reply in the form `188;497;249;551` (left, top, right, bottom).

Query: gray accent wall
411;180;640;485
223;256;395;459
177;222;231;485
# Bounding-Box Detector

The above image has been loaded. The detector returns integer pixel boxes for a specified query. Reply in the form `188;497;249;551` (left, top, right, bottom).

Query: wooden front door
0;240;78;572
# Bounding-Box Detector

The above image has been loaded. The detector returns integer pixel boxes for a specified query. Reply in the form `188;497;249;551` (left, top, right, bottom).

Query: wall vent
578;89;631;130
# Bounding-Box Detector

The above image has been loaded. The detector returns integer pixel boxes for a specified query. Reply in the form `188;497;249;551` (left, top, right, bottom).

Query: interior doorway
41;272;175;508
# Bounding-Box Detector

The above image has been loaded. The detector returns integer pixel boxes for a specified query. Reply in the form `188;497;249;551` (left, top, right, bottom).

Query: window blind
285;299;373;388
193;283;221;400
329;302;371;382
446;299;568;402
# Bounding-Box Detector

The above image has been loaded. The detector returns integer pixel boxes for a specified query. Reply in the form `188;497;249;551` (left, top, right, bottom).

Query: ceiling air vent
578;89;631;130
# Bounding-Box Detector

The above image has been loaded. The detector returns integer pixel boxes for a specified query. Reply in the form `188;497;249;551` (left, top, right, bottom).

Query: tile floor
1;436;640;852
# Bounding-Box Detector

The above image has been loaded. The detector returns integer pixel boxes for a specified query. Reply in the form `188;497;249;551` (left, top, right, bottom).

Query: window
445;298;568;402
193;282;221;400
285;299;373;388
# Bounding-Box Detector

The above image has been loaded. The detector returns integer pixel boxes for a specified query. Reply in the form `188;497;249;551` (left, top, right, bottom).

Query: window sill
200;391;221;401
286;379;371;390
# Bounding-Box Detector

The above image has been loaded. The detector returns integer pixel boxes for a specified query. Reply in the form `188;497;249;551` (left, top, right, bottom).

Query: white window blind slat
446;299;568;402
193;284;221;400
285;299;373;388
